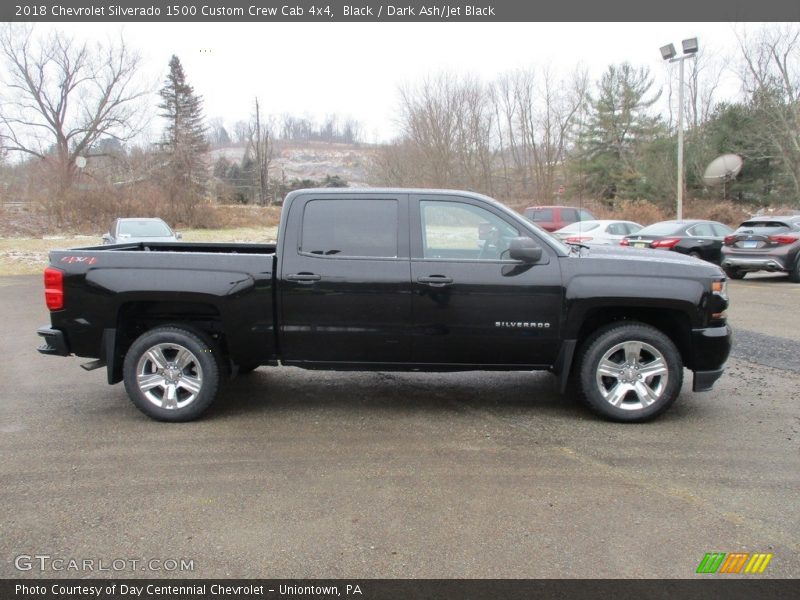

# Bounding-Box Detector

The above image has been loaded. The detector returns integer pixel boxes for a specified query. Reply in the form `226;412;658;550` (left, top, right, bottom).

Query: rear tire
578;322;683;422
123;326;221;422
724;267;745;280
789;257;800;283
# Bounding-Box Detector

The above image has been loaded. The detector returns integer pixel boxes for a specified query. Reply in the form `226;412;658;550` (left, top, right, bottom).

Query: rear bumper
37;326;70;356
721;256;788;272
690;325;731;392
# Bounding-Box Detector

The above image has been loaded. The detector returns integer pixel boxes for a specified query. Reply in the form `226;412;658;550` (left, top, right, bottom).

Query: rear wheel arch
109;301;228;383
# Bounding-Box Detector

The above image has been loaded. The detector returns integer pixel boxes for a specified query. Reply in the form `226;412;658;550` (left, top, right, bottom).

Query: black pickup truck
38;189;731;423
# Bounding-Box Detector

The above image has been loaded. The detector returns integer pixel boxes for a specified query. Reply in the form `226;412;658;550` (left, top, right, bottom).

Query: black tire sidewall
123;327;220;422
789;256;800;283
724;267;745;280
579;323;683;422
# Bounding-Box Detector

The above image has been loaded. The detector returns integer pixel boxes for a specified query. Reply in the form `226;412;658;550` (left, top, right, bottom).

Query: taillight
651;238;681;249
566;236;593;243
620;238;630;246
44;267;64;310
769;234;799;245
723;235;736;246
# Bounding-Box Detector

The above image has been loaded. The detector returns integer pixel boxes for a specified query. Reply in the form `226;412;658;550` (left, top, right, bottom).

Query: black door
410;194;563;367
279;193;412;365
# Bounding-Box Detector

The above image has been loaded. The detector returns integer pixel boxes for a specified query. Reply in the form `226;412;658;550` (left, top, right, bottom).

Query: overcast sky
35;21;757;143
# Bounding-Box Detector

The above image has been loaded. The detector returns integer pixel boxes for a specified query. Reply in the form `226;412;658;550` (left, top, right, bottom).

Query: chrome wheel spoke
174;348;194;371
623;342;643;366
604;382;632;407
638;358;668;380
145;347;168;370
163;384;178;409
597;358;621;378
177;375;202;395
633;380;660;406
138;373;163;392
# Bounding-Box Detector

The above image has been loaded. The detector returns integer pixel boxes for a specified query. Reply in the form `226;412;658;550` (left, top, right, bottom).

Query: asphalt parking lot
1;274;798;579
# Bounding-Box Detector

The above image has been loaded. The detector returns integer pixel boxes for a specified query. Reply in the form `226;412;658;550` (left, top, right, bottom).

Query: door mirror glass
509;237;543;263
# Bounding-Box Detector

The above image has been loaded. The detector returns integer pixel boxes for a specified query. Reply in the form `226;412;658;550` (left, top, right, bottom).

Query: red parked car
522;205;596;232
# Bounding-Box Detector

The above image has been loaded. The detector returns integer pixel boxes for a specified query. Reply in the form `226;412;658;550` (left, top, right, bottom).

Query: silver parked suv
721;215;800;281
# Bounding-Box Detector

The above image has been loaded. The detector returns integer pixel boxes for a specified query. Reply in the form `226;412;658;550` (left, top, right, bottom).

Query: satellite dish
703;154;743;186
75;156;87;169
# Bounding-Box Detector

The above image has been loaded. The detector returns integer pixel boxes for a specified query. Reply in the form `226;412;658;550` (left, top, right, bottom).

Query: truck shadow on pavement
205;367;588;421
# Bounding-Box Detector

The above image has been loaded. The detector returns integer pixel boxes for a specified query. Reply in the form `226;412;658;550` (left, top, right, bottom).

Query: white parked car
102;218;181;245
554;220;643;246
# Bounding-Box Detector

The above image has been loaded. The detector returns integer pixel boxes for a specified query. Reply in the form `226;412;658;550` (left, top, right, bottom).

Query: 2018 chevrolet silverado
37;189;731;423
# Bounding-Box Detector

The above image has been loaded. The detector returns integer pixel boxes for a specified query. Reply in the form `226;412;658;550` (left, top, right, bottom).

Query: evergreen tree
158;55;208;217
579;63;663;200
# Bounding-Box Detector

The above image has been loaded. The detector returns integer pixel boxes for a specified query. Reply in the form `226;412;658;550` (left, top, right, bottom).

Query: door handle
287;273;321;283
417;275;453;287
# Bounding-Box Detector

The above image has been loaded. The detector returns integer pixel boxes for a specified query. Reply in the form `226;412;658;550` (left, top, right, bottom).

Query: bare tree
247;97;273;205
491;66;588;198
736;24;800;197
0;25;148;194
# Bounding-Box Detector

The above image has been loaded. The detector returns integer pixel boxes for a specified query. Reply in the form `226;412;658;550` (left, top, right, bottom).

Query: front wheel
123;326;221;422
578;323;683;422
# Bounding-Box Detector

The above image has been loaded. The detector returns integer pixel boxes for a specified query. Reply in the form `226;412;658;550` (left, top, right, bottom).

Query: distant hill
209;141;378;187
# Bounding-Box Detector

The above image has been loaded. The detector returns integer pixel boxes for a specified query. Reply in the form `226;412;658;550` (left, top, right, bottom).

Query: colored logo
696;552;773;574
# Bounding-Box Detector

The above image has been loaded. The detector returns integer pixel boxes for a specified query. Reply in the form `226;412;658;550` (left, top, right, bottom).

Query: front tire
578;323;683;422
123;326;221;422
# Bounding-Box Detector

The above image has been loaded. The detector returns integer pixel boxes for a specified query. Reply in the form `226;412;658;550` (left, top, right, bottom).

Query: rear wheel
724;267;745;280
123;326;221;422
578;323;683;422
789;256;800;283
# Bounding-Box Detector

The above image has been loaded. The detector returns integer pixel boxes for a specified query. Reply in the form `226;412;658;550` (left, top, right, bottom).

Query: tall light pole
660;38;699;221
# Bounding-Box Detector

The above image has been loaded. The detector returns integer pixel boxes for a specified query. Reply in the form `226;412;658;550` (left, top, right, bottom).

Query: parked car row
522;204;800;281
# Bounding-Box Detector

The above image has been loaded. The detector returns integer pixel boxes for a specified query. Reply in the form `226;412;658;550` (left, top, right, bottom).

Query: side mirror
509;237;543;263
175;232;182;240
101;233;111;244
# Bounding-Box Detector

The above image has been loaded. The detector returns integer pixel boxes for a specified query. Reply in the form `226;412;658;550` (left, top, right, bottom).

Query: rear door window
688;223;714;237
301;199;399;258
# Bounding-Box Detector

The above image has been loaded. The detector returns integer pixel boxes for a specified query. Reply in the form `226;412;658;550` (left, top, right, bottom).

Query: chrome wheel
594;340;669;411
135;343;203;410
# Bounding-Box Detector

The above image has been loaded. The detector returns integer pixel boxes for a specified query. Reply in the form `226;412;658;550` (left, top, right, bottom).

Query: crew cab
38;189;731;423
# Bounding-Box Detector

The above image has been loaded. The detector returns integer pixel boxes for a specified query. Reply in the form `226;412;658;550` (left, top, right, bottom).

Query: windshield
635;222;684;236
118;220;173;237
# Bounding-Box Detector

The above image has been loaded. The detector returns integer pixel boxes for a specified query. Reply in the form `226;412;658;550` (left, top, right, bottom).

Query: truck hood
570;244;725;277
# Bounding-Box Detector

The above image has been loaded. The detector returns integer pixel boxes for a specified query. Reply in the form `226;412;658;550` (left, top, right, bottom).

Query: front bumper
37;326;70;356
690;325;732;392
